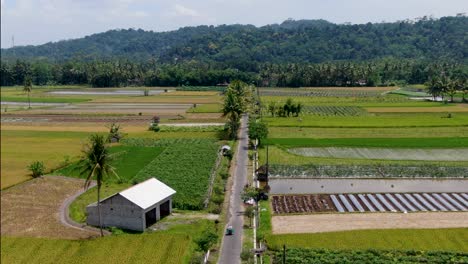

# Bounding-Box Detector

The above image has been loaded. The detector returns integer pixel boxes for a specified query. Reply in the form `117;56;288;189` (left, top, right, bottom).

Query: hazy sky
1;0;467;48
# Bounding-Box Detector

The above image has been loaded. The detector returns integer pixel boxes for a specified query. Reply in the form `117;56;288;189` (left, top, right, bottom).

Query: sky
1;0;467;48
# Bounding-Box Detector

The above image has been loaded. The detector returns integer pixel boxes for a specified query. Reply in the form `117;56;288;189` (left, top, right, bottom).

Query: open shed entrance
160;200;170;218
145;208;157;228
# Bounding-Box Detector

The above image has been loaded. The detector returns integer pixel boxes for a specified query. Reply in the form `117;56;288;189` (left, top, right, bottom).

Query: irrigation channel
271;192;468;214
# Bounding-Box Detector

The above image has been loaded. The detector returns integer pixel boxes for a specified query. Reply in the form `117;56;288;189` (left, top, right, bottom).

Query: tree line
1;59;466;88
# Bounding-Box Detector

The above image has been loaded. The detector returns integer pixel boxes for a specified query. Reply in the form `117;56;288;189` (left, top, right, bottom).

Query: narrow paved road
219;114;249;264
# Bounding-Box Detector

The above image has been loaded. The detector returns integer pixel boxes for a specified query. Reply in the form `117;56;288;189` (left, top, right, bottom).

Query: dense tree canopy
1;16;467;88
1;16;467;64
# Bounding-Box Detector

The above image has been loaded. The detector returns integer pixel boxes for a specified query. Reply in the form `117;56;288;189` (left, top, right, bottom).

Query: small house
86;178;176;232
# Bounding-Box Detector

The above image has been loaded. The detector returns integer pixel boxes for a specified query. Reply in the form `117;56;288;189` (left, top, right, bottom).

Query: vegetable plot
268;164;468;178
302;106;368;116
133;139;219;210
288;147;468;161
272;248;468;264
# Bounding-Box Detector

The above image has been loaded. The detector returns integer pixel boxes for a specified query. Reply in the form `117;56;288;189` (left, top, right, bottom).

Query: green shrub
27;161;45;178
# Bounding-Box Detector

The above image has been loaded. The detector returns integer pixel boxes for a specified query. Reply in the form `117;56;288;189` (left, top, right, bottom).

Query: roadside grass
0;130;93;189
266;228;468;252
258;146;468;166
266;137;468;148
1;220;215;264
269;126;468;138
264;113;468;128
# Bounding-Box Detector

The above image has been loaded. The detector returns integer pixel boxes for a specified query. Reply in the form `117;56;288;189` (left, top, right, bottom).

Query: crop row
302;106;367;116
272;248;468;264
268;164;468;178
133;139;220;210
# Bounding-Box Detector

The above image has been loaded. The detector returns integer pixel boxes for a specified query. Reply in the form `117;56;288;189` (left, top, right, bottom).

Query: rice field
0;130;92;189
288;147;468;161
268;126;468;138
1;231;191;264
264;112;468;128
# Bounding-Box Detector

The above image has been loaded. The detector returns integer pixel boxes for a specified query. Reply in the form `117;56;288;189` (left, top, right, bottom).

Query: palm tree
23;75;33;109
80;134;118;236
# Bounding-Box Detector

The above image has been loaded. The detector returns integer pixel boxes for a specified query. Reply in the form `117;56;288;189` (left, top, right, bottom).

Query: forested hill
2;16;467;64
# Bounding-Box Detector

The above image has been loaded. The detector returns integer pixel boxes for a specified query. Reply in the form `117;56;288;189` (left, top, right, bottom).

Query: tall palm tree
23;76;33;109
80;134;118;237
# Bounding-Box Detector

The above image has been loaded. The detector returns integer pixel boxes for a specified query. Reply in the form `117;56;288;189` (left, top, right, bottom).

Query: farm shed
86;178;176;232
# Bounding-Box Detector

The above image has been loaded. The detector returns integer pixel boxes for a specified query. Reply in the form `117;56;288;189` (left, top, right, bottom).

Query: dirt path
272;212;468;234
1;176;101;239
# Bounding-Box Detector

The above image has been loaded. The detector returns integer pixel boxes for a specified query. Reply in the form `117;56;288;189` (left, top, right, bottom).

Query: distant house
86;178;176;232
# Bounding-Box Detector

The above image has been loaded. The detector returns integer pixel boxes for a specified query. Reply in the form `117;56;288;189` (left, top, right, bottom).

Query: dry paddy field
272;212;468;234
1;176;99;239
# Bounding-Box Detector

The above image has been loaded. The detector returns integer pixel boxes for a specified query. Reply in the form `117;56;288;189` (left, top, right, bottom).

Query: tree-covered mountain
2;16;467;65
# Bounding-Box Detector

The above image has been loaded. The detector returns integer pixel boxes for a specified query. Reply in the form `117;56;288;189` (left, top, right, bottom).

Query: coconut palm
80;134;119;236
23;76;33;109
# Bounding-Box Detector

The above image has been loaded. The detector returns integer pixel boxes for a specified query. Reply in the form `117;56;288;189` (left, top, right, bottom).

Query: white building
86;178;176;232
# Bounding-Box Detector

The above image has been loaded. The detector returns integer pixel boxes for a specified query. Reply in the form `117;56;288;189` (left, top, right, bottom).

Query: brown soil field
1;177;99;239
272;212;468;234
300;87;398;91
366;105;468;113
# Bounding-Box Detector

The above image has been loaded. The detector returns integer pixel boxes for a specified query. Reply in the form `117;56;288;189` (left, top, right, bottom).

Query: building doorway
160;200;170;218
145;207;157;227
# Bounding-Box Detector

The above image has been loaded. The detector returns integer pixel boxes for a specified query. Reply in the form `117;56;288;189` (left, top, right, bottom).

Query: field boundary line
54;176;111;236
204;150;223;208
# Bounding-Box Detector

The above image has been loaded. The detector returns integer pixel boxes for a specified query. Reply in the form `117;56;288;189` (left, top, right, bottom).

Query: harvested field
288;147;468;161
12;102;191;115
0;176;99;239
271;193;468;214
272;212;468;234
272;195;336;214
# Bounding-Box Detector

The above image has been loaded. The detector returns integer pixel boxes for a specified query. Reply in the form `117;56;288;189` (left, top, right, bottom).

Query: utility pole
266;144;269;180
282;244;286;264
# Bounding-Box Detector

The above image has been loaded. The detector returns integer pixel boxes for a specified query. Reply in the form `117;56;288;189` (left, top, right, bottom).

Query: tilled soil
272;212;468;234
1;177;99;239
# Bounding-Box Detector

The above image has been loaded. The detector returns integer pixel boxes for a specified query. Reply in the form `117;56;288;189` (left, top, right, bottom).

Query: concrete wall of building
269;178;468;194
86;194;145;231
86;195;175;231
